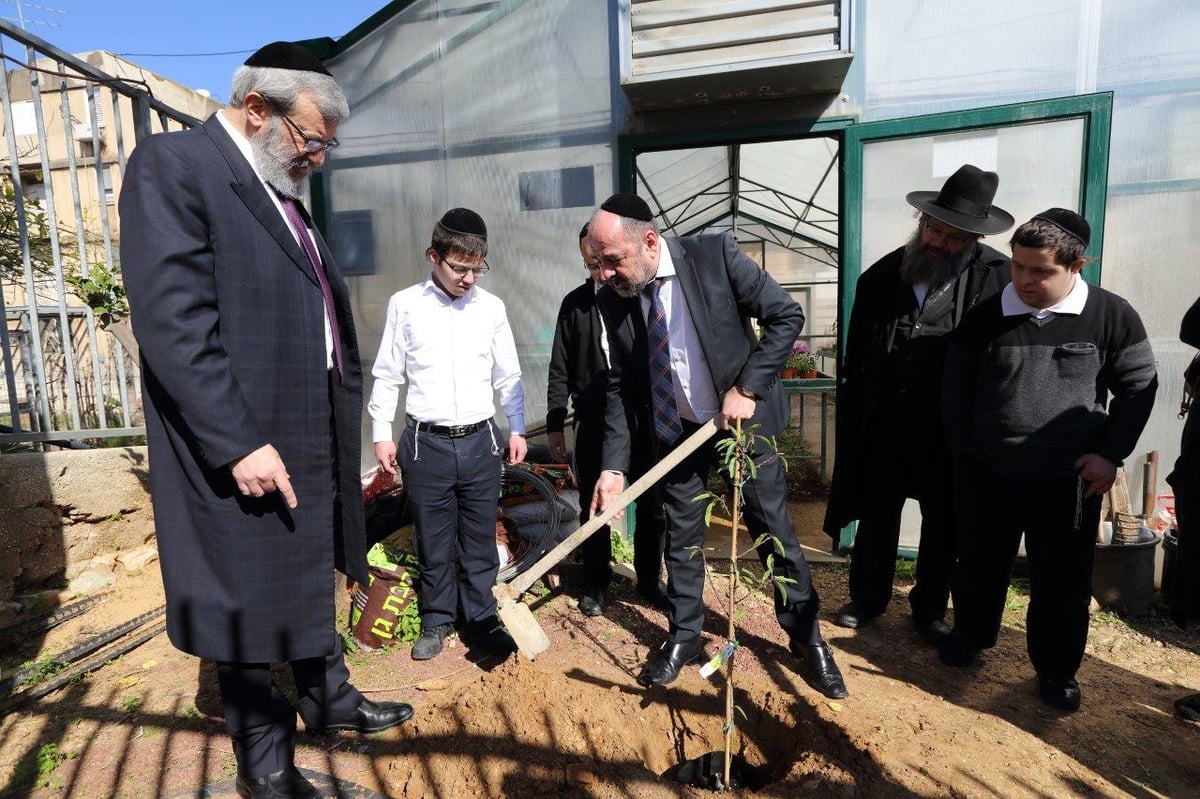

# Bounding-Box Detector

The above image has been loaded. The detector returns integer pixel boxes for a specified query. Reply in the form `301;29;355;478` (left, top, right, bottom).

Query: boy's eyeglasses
441;257;490;277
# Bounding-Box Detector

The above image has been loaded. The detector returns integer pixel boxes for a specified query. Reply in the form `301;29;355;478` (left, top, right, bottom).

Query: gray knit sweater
943;285;1157;481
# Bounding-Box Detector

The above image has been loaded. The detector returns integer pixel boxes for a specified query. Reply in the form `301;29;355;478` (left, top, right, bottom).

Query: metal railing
0;19;204;446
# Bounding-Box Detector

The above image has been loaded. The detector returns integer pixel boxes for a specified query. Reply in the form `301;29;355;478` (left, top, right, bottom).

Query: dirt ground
3;500;1200;798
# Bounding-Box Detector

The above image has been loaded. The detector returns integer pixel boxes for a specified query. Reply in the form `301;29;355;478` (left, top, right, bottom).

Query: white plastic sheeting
324;0;614;463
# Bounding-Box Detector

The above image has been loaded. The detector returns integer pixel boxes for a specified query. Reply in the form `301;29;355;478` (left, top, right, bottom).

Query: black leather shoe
578;589;606;618
937;633;979;668
914;617;953;645
789;640;849;699
834;601;878;630
638;581;672;612
637;638;703;687
462;616;518;659
312;698;414;734
412;623;453;661
1038;677;1081;713
235;767;319;799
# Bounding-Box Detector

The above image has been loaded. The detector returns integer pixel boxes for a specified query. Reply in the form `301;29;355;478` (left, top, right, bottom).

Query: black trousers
854;448;955;623
573;412;665;592
847;438;955;623
654;419;821;645
216;632;362;778
400;421;504;629
951;456;1101;681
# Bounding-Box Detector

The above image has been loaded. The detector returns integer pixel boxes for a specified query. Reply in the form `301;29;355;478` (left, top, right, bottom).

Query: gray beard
898;230;974;291
251;116;308;198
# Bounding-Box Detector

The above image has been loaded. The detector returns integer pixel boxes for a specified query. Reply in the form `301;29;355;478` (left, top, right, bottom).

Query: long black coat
1167;296;1200;625
823;242;1010;536
120;115;368;663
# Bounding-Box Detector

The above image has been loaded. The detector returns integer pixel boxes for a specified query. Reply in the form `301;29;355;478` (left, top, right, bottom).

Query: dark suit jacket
120;114;367;663
598;233;805;473
546;278;609;433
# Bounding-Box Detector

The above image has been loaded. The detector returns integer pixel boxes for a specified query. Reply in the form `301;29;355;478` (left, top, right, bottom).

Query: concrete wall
0;447;156;624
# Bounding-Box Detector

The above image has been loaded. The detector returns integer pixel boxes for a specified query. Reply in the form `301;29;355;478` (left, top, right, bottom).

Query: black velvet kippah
1032;207;1090;247
244;42;331;76
439;208;487;240
600;192;653;222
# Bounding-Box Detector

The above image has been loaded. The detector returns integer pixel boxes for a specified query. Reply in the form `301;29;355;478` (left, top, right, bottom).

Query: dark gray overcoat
119;115;368;663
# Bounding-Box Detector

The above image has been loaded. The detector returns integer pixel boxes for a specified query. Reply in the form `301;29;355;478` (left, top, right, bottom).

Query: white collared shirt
1000;276;1090;319
216;110;334;369
594;278;611;368
368;277;526;442
638;243;721;423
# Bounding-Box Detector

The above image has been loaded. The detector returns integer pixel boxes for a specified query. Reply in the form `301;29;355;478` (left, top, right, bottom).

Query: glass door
835;93;1114;550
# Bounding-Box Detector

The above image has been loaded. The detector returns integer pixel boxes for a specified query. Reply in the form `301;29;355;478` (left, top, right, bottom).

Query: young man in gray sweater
938;208;1158;712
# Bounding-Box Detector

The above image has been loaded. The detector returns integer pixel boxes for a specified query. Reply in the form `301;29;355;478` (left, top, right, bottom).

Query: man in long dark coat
823;165;1012;644
120;42;411;799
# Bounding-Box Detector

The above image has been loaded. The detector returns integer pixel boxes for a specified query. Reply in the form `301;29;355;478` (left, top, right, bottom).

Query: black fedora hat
905;164;1014;235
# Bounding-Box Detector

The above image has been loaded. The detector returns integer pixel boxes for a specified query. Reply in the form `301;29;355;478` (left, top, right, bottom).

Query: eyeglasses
278;112;339;154
921;218;976;249
440;256;490;277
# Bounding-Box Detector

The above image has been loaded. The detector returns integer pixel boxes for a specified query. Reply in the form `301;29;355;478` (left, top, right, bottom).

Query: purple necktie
646;278;683;442
278;194;344;379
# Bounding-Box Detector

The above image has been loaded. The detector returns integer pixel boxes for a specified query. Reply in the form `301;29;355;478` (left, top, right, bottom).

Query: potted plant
781;342;817;379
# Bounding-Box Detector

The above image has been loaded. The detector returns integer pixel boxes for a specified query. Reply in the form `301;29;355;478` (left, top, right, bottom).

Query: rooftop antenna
1;0;67;30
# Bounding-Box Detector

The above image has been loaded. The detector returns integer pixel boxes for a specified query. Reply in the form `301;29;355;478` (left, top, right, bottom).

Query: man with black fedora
939;208;1157;711
121;42;412;798
824;164;1013;644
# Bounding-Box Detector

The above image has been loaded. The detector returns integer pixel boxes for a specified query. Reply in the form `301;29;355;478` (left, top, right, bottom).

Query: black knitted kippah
439;208;487;240
1032;207;1090;247
244;42;331;76
600;193;653;222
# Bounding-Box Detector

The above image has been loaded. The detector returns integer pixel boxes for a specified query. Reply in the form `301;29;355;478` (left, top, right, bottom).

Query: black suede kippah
1032;207;1090;247
244;42;331;76
600;192;653;222
439;208;487;240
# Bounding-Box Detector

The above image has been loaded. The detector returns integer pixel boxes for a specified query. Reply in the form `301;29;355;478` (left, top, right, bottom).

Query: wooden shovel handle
500;419;719;598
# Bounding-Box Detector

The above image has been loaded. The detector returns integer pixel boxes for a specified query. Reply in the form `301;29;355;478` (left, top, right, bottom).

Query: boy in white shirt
369;208;527;661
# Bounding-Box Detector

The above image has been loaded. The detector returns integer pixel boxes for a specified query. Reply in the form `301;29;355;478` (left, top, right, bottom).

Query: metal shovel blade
494;419;719;660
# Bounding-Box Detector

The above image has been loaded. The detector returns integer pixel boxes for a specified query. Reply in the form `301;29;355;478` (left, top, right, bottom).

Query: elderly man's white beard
251;116;309;199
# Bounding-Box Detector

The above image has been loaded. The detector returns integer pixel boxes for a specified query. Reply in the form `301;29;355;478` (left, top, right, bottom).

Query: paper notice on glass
932;133;998;177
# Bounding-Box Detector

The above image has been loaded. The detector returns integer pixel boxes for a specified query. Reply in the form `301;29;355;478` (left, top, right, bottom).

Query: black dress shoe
914;617;952;645
637;638;703;687
235;766;319;799
834;601;878;630
312;698;414;734
789;640;849;699
1038;677;1081;713
637;581;672;612
578;589;606;617
462;616;518;659
937;633;980;668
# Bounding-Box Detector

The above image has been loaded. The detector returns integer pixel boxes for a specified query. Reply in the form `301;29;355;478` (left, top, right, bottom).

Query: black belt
407;416;490;438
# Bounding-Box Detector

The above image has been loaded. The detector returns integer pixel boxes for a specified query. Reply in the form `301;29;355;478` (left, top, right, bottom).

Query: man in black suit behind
587;194;847;698
547;224;667;617
120;42;411;799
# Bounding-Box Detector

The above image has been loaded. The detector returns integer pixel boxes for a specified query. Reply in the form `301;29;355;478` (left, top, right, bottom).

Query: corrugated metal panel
629;0;842;79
